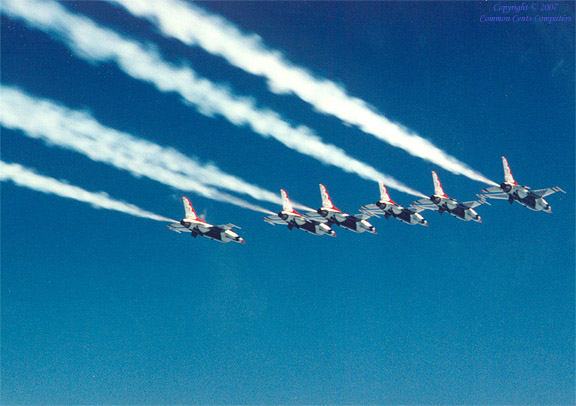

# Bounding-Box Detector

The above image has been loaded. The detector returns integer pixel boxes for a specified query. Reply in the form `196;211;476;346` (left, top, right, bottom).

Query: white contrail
0;161;176;223
109;0;498;187
0;86;277;214
2;0;427;198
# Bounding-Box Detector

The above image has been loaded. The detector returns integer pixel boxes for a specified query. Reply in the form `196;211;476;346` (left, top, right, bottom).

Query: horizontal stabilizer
352;213;372;220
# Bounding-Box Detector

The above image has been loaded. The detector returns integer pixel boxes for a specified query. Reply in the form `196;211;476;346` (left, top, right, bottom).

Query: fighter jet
413;171;487;223
477;156;565;213
305;184;377;234
167;197;245;244
264;189;336;237
361;182;428;226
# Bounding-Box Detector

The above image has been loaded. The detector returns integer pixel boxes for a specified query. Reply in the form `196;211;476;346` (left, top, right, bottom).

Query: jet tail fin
319;183;338;210
432;171;448;197
182;197;199;220
281;189;295;213
502;156;518;185
379;182;393;203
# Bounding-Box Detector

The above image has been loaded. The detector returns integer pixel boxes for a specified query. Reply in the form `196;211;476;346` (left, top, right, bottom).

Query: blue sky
1;1;574;404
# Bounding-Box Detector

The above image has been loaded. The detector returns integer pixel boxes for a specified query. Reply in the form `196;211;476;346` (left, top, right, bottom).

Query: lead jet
477;156;565;213
305;184;377;234
167;197;245;244
360;182;428;226
264;189;336;237
413;171;487;223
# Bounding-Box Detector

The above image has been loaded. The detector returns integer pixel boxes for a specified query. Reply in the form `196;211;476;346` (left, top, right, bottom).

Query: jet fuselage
430;196;482;222
278;211;336;237
317;208;376;234
501;183;552;213
375;201;428;226
180;219;244;243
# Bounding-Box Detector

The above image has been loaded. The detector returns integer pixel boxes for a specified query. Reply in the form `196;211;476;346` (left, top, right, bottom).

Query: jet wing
405;205;426;214
461;199;490;209
352;213;372;220
217;223;241;230
264;215;285;225
303;212;329;223
412;199;437;211
477;192;510;200
531;187;566;198
480;186;503;193
167;223;190;233
360;204;382;218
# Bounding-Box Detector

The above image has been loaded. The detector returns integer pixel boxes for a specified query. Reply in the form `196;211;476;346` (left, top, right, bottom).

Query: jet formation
169;157;565;243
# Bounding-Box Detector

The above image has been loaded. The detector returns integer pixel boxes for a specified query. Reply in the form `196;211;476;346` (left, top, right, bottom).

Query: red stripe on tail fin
182;197;199;220
501;156;518;185
432;171;448;198
319;184;339;211
379;182;395;204
280;189;297;213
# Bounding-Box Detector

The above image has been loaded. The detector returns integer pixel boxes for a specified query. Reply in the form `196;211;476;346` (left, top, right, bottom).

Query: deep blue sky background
2;1;574;404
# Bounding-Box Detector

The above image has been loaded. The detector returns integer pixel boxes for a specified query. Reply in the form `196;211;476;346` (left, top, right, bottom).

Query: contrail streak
0;161;176;223
109;0;498;187
0;86;277;214
2;0;427;198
